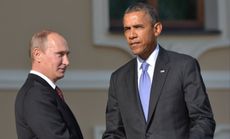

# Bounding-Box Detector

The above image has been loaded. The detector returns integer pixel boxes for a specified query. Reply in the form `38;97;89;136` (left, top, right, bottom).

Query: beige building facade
0;0;229;139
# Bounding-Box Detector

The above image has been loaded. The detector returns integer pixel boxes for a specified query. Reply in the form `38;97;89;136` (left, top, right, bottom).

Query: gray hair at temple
124;2;160;24
29;29;60;59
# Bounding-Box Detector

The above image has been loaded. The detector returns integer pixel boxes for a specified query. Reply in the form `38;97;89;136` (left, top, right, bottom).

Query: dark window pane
109;0;145;32
158;0;197;21
109;0;204;32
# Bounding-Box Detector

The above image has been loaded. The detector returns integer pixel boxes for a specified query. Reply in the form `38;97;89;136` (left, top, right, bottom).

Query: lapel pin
160;70;165;73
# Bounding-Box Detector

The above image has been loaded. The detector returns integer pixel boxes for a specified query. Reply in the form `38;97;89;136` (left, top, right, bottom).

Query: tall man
103;3;215;139
15;30;83;139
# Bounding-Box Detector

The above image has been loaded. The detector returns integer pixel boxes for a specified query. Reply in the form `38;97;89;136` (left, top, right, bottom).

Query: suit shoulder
16;77;55;104
166;49;194;59
161;48;201;74
112;58;136;76
15;77;57;117
164;49;196;63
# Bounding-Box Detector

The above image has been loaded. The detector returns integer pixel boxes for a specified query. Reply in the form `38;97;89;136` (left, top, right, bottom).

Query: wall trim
0;70;229;90
201;71;230;90
214;124;230;139
0;70;111;90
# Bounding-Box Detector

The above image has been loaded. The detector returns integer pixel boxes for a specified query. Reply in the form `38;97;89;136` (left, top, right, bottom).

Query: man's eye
124;28;129;32
57;53;63;57
135;25;143;29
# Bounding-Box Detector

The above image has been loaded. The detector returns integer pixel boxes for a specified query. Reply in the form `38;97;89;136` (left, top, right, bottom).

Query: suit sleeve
24;87;71;139
102;73;127;139
183;58;216;139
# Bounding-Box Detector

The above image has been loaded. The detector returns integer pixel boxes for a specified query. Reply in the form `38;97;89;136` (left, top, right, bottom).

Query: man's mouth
58;68;66;73
130;42;140;47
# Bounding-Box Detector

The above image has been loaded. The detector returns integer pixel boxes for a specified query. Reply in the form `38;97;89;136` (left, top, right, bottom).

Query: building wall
0;0;229;139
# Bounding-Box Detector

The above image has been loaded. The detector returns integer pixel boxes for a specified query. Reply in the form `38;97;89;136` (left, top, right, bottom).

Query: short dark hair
124;2;159;24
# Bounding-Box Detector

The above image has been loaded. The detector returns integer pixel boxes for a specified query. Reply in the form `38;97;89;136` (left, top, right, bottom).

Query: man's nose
63;54;70;66
129;29;137;39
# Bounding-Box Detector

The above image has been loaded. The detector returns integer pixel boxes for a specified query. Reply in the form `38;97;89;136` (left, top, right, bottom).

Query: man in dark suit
103;3;215;139
15;30;83;139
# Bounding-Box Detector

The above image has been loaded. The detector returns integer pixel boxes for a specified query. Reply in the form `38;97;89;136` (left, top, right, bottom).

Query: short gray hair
29;29;58;59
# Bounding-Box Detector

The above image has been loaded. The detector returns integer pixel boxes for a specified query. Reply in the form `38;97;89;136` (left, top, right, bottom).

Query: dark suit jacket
103;46;215;139
15;74;83;139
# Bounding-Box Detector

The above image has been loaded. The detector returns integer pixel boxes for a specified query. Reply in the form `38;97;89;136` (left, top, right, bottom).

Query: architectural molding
0;70;229;90
201;71;230;90
214;124;230;139
93;125;105;139
92;0;230;58
91;0;131;53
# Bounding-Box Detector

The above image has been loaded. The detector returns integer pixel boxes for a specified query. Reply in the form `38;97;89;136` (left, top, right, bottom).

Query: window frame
109;0;205;32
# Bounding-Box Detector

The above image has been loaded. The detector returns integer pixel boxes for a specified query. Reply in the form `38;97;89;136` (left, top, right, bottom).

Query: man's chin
57;74;65;80
131;47;141;54
132;50;141;56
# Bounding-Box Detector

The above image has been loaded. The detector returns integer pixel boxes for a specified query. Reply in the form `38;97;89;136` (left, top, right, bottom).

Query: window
109;0;204;33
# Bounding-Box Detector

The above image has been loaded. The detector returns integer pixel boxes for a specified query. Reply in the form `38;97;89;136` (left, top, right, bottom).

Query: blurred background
0;0;229;138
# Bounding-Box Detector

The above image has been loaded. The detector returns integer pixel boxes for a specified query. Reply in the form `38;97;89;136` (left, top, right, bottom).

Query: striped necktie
55;86;65;101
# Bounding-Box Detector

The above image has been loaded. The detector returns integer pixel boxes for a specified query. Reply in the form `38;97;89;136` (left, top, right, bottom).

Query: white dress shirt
137;44;159;87
30;70;56;89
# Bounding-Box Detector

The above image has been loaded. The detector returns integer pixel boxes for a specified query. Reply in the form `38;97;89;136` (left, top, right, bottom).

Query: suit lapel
57;99;84;138
125;59;146;121
147;47;170;125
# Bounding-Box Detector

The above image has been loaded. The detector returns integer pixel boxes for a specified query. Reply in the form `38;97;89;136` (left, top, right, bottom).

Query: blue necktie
139;62;151;121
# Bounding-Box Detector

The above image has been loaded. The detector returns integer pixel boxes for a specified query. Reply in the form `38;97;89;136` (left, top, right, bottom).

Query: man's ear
32;48;42;63
153;22;162;36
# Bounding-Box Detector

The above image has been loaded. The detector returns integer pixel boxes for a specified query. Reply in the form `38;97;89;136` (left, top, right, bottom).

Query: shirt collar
137;44;160;69
30;70;56;89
